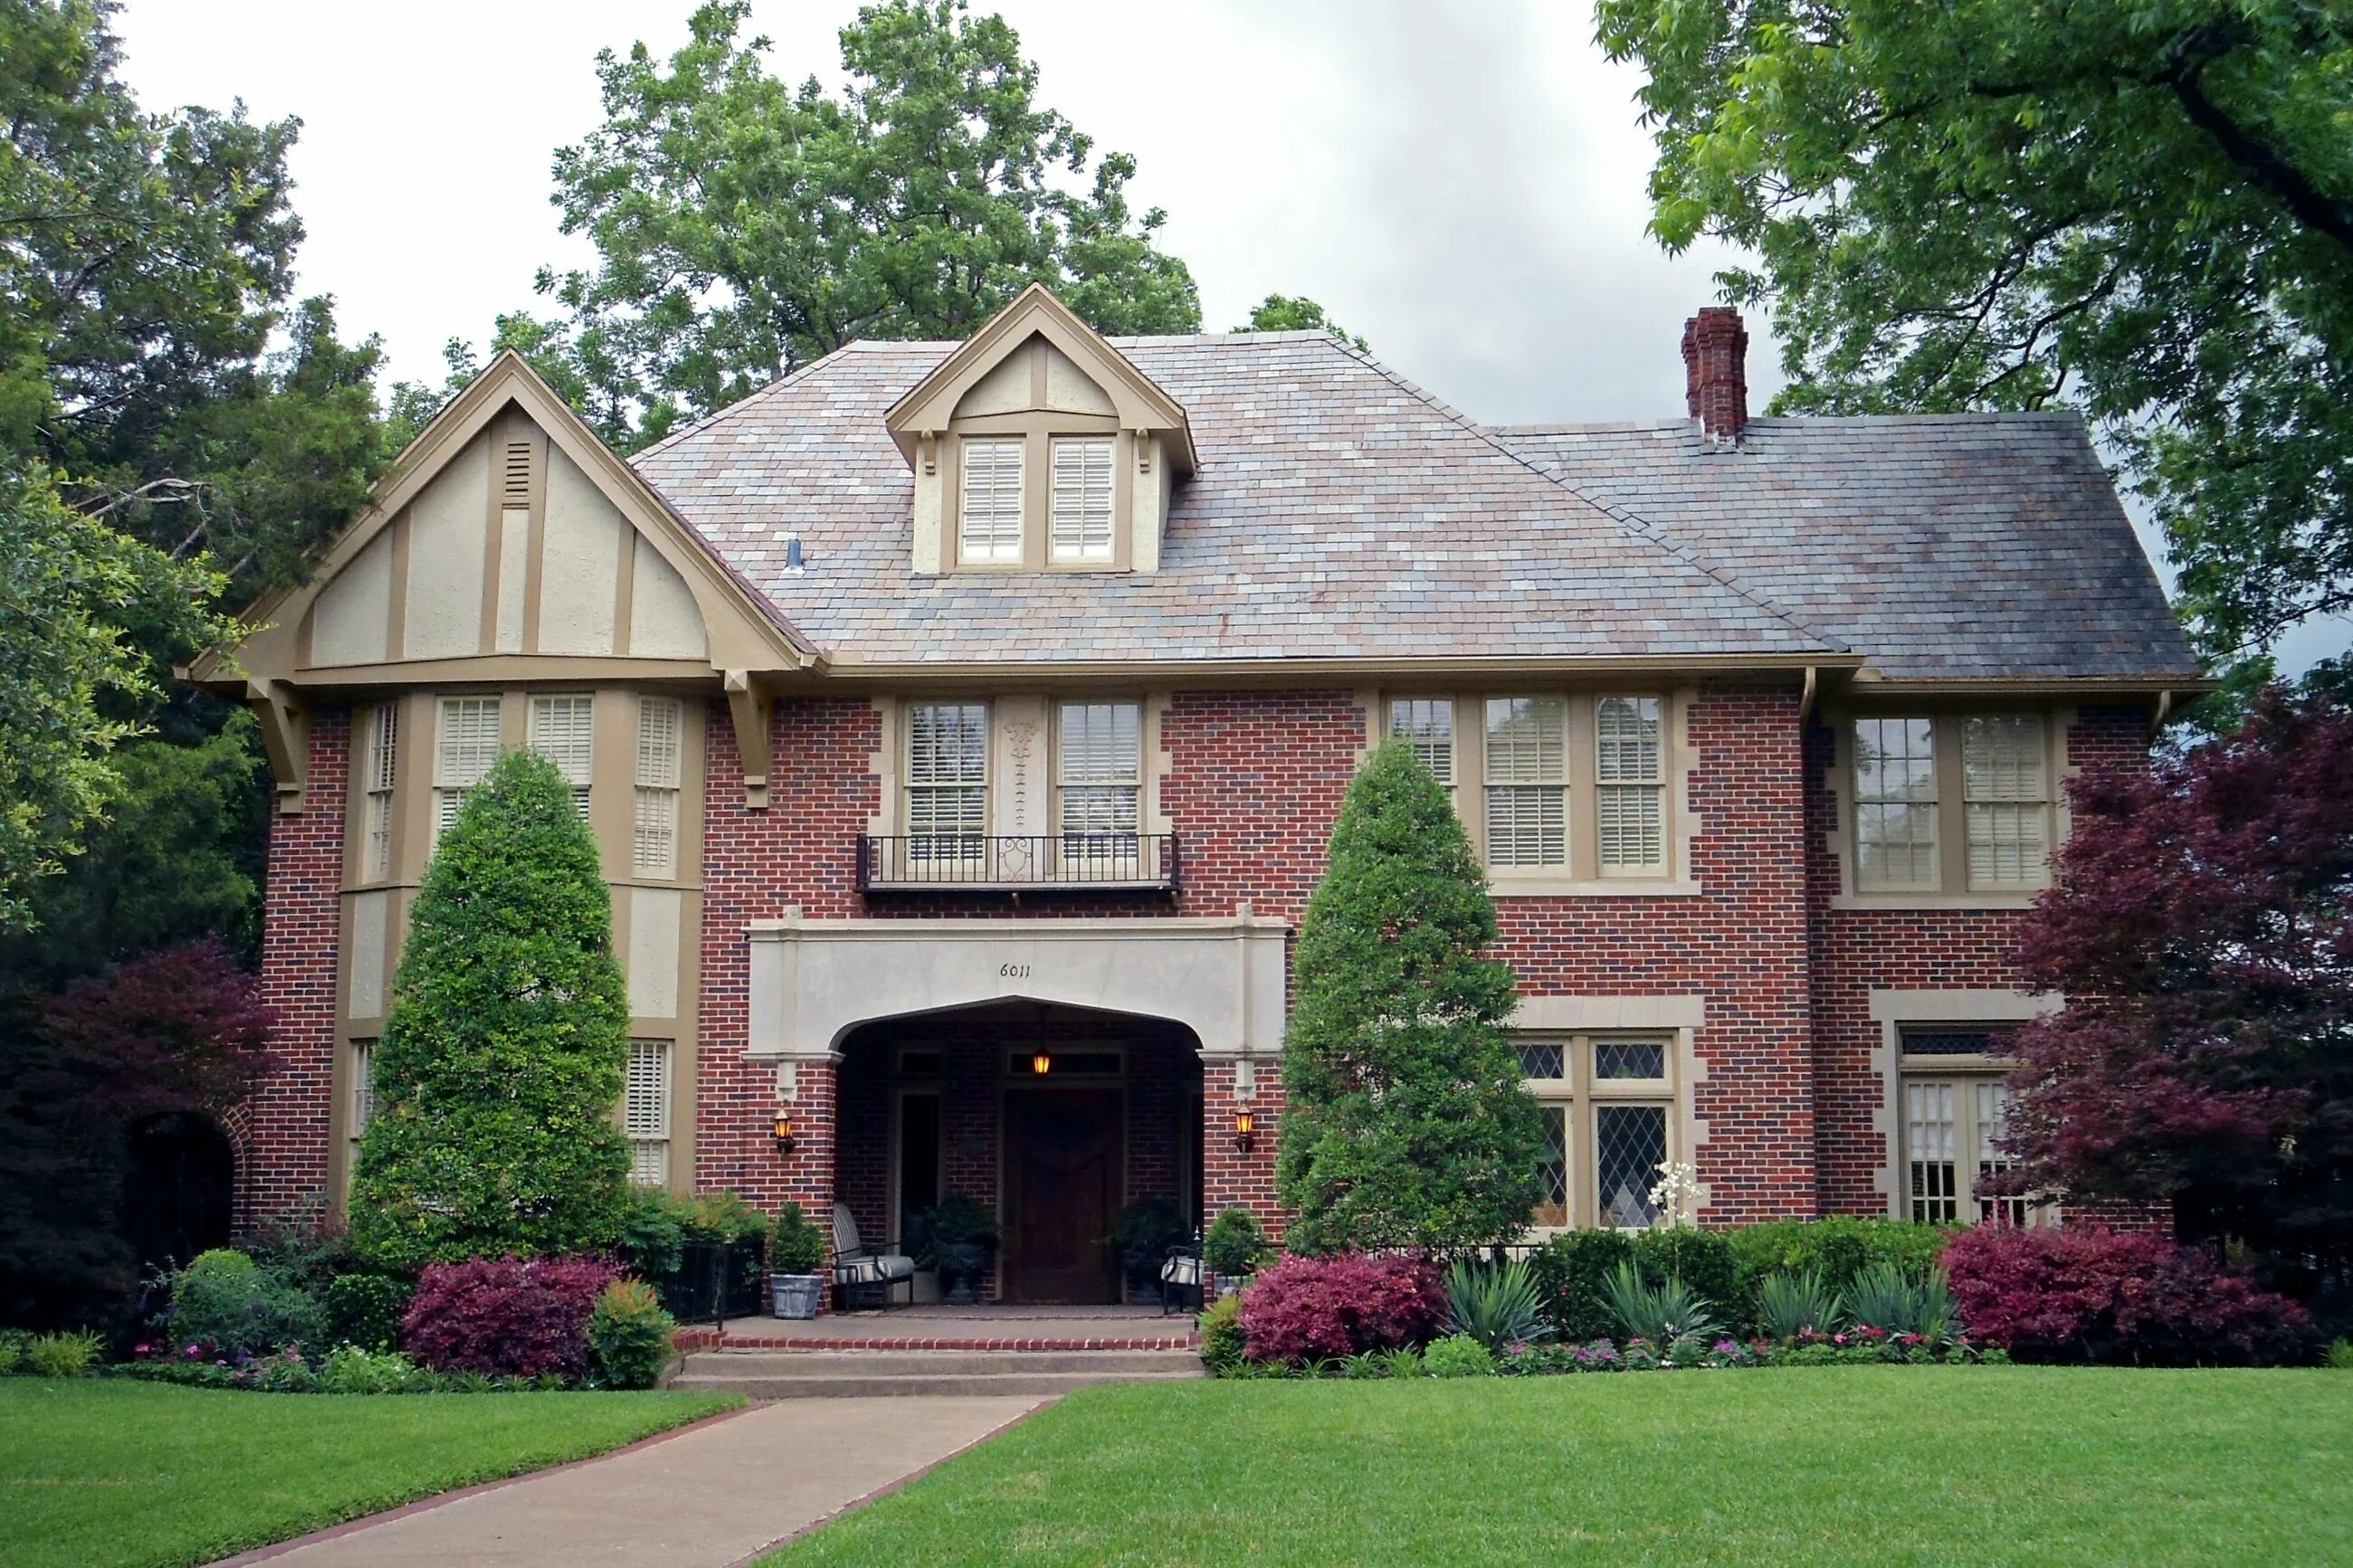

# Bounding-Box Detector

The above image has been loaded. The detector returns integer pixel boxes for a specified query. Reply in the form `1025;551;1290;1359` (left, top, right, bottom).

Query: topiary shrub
1529;1229;1634;1340
1278;739;1544;1253
1237;1252;1446;1364
324;1273;414;1352
351;751;632;1270
587;1278;676;1389
1944;1225;2315;1366
767;1202;827;1276
165;1249;323;1357
401;1256;621;1379
1204;1208;1271;1279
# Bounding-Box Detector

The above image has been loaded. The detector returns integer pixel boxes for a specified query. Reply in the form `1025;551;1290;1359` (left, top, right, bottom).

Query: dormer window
1050;437;1116;563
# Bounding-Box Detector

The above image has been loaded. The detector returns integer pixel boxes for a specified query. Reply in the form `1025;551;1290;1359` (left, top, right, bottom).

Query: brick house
194;286;2201;1301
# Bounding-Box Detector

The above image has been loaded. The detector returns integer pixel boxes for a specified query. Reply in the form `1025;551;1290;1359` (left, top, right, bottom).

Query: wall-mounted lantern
772;1110;796;1152
1233;1108;1256;1152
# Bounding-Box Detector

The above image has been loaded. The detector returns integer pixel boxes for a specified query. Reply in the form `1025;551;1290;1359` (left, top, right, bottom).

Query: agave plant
1604;1261;1720;1346
1445;1259;1554;1351
1843;1262;1924;1334
1756;1269;1842;1341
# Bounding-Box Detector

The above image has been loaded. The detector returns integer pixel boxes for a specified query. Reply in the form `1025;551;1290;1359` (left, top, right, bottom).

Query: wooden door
1003;1088;1122;1304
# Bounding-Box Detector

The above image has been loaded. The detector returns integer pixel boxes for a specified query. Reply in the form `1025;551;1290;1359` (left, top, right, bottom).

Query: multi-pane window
1049;437;1115;562
1963;716;2049;889
1900;1026;2038;1226
1854;717;1939;889
1595;696;1664;873
624;1040;672;1187
906;703;988;852
433;697;502;841
348;1038;376;1178
363;704;397;880
1388;698;1455;798
1484;697;1567;867
1519;1034;1676;1230
634;697;682;879
1056;701;1141;841
958;438;1024;562
529;694;595;819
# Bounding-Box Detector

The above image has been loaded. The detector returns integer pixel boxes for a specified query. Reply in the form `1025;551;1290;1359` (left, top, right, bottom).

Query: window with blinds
1484;696;1567;867
1056;701;1140;835
348;1038;376;1178
624;1040;671;1187
1963;715;2049;889
907;702;988;855
529;695;595;819
433;697;502;841
1854;717;1939;889
1389;698;1455;795
958;438;1024;562
363;704;397;880
634;697;682;878
1596;696;1665;872
1049;437;1115;562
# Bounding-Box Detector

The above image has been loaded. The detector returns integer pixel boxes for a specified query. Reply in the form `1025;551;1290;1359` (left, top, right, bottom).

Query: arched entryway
120;1113;234;1276
835;1001;1204;1304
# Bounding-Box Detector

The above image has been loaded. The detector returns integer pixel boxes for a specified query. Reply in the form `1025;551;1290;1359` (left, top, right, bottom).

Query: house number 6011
999;963;1032;979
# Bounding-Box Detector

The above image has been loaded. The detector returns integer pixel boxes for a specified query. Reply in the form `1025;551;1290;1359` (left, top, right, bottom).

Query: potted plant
914;1195;999;1305
1106;1198;1191;1303
767;1202;827;1320
1204;1206;1270;1295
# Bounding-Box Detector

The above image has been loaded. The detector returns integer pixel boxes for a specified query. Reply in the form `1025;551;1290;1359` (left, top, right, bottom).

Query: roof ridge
1328;337;1847;654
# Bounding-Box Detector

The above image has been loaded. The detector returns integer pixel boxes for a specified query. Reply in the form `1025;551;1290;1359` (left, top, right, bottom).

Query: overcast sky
110;0;2347;671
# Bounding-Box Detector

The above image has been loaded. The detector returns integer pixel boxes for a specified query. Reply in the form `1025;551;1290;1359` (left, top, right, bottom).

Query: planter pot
769;1272;823;1320
938;1242;989;1305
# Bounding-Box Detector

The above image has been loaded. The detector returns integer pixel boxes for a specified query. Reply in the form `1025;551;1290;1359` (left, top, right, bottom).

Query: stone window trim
1510;993;1708;1235
948;419;1136;573
1364;687;1700;896
867;693;1175;842
1826;703;2076;909
1866;988;2060;1222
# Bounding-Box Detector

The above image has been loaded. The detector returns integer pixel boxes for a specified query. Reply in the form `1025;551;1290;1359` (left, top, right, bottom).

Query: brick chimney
1681;306;1748;444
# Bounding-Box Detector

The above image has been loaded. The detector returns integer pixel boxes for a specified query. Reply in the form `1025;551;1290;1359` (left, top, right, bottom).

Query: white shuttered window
634;697;683;878
624;1041;671;1187
364;704;397;880
529;695;595;819
1596;696;1665;873
433;698;502;841
1963;715;2049;889
1484;697;1567;867
1057;702;1141;835
958;438;1024;562
1049;437;1115;562
907;703;988;851
348;1038;376;1180
1389;698;1456;799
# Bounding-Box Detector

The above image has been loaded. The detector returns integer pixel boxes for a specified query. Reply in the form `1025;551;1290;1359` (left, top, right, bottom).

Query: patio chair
1157;1235;1204;1316
832;1202;917;1312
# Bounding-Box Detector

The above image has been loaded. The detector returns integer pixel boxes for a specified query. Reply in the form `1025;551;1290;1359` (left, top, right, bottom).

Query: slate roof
630;330;2195;679
1493;415;2200;681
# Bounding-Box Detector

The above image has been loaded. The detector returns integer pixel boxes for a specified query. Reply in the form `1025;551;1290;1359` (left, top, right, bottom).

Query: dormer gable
884;284;1194;575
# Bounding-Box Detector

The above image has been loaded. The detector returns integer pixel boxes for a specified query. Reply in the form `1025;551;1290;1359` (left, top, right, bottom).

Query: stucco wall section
310;530;392;667
402;438;488;659
537;446;623;654
628;536;706;658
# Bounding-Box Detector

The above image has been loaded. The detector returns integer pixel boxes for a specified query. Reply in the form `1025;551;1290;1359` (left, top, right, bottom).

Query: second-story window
1057;701;1140;837
1596;696;1665;874
1963;716;2049;889
433;696;501;841
1049;437;1115;563
1389;698;1455;800
958;438;1024;563
907;702;988;852
529;694;595;819
634;697;682;879
1484;696;1567;868
1854;717;1939;890
363;703;397;880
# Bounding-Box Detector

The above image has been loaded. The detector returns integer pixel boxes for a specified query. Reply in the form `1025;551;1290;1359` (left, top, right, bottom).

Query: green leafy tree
1278;739;1543;1254
1234;294;1368;352
486;0;1199;451
1596;2;2353;682
351;752;632;1269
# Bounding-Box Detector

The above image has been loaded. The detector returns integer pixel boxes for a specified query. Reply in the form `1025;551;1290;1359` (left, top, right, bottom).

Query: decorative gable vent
501;439;534;506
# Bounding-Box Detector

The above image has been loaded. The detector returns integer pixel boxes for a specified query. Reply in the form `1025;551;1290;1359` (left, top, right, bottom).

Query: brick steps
674;1327;1199;1354
672;1345;1207;1400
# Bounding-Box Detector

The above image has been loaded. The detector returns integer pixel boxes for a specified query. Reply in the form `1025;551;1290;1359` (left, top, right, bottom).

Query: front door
1002;1088;1122;1303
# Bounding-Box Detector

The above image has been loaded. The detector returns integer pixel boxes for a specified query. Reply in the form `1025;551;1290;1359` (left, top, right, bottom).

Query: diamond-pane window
1515;1041;1566;1081
1900;1028;2016;1059
1484;697;1567;867
1532;1106;1569;1228
1964;716;2049;889
959;438;1024;562
1855;717;1939;889
1594;1040;1667;1080
1049;437;1115;562
1595;1104;1667;1227
625;1041;671;1187
1596;696;1665;872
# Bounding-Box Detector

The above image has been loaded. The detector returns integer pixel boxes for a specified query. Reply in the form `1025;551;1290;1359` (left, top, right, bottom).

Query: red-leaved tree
2005;689;2352;1275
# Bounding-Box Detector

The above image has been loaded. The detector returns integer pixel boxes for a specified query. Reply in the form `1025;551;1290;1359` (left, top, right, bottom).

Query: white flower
1647;1160;1702;1229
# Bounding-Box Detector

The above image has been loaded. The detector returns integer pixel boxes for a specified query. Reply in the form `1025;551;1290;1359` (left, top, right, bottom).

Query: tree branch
2163;21;2353;254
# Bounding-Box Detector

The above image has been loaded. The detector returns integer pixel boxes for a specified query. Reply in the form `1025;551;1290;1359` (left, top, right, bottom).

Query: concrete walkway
232;1396;1043;1567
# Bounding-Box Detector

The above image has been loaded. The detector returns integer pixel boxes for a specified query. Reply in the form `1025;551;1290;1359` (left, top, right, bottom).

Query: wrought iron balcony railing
857;833;1179;893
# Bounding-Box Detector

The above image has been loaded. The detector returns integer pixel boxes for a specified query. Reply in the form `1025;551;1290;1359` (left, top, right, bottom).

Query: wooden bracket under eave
725;670;773;810
247;679;309;815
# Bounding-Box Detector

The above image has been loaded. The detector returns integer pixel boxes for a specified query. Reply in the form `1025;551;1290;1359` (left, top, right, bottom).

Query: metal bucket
770;1273;823;1320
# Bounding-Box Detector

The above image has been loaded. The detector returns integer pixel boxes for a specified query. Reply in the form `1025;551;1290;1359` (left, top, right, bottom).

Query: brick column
1200;1058;1286;1243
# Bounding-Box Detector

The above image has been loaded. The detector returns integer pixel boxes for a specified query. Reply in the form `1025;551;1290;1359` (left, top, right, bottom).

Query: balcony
857;833;1180;894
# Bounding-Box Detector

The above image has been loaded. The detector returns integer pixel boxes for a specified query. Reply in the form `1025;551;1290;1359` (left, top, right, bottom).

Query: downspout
1799;666;1818;724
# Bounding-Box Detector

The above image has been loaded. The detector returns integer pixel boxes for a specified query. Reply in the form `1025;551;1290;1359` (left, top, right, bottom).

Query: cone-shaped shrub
352;750;631;1269
1277;737;1543;1253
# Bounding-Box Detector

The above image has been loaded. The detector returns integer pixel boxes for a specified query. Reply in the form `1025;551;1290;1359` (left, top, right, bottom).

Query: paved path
233;1396;1043;1567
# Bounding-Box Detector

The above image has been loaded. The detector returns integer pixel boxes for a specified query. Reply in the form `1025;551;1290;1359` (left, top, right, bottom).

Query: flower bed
120;1343;569;1394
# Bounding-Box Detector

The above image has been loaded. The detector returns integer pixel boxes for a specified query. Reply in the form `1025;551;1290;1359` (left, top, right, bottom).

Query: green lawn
768;1368;2352;1567
0;1379;741;1568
